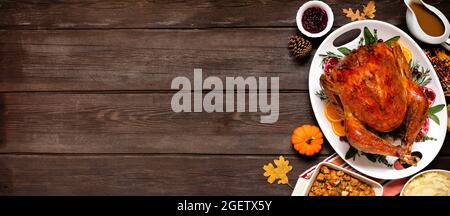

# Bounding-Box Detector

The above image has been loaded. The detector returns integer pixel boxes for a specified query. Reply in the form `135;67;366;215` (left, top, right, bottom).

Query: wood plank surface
0;28;312;92
0;155;448;195
0;92;328;154
0;0;448;29
0;155;322;195
0;92;448;155
0;0;448;196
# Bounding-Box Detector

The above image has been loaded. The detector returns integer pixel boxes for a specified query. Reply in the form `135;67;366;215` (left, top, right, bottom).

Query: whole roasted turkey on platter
320;41;428;166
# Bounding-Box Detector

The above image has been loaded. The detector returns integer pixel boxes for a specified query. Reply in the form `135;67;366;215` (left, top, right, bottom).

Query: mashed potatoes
402;171;450;196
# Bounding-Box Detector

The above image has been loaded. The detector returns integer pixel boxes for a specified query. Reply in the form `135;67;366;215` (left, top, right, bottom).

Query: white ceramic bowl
296;1;334;38
301;162;384;196
400;169;450;196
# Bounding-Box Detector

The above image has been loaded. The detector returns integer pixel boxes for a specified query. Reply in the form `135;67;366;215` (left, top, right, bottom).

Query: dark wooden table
0;0;448;195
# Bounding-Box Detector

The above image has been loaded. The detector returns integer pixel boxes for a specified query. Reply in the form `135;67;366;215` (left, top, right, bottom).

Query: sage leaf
345;146;358;160
429;104;445;114
337;47;352;56
385;36;400;46
373;29;378;41
364;27;376;45
363;153;377;162
429;113;440;125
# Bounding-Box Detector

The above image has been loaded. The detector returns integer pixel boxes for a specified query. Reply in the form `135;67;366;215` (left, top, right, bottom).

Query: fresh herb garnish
362;152;377;162
345;146;392;167
364;27;377;45
373;29;378;41
337;47;352;56
358;37;365;47
315;89;328;101
319;51;343;59
428;104;445;125
345;146;359;160
410;61;432;86
376;155;392;167
385;36;400;46
418;135;437;142
429;104;445;114
362;153;392;167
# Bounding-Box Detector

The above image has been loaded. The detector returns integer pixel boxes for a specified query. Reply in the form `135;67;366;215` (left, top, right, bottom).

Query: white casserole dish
300;162;384;196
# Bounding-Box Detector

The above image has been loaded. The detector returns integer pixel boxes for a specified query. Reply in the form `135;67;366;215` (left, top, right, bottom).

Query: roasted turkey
320;42;428;165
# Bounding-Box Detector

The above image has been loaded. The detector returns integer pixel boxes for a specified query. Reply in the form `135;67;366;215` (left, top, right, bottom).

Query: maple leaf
343;8;365;21
362;1;376;19
263;156;293;185
343;1;376;21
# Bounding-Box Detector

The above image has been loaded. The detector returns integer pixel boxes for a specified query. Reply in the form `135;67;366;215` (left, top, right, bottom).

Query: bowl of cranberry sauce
296;1;334;38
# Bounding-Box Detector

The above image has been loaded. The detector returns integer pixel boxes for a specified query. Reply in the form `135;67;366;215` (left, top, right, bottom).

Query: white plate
308;20;448;180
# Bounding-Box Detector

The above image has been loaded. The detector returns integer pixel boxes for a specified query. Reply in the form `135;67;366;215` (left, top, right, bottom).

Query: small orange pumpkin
291;125;323;156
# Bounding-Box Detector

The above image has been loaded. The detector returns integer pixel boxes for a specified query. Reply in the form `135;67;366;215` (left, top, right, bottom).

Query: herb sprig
364;27;377;45
418;135;437;142
345;146;392;167
337;47;352;56
315;89;328;101
319;51;342;59
410;61;432;86
385;36;400;46
428;104;445;125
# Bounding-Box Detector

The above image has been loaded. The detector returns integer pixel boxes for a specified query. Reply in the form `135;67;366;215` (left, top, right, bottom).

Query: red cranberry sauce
301;7;328;33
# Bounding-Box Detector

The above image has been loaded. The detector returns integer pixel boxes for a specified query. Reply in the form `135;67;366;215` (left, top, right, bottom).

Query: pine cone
288;35;312;60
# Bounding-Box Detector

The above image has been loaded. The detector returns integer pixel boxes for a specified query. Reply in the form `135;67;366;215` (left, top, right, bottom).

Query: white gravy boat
404;0;450;50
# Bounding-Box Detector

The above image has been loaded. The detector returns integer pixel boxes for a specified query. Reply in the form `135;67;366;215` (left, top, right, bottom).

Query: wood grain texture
0;0;448;29
0;155;319;195
0;28;313;91
0;92;332;154
0;154;449;195
0;0;449;196
0;92;448;155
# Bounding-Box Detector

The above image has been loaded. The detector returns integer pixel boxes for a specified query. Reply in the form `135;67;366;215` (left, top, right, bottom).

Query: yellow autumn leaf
343;1;376;21
263;163;277;184
263;156;293;185
273;156;293;184
362;1;376;19
343;8;365;21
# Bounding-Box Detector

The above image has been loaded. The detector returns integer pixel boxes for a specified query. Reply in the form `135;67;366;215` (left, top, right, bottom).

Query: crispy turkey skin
320;42;428;165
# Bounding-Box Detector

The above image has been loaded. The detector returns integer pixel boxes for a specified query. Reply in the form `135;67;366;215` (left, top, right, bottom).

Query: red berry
421;86;436;107
324;57;338;76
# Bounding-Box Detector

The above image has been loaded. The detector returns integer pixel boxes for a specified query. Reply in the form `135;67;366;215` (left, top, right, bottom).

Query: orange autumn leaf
343;1;376;21
263;156;293;185
343;8;365;21
363;1;376;19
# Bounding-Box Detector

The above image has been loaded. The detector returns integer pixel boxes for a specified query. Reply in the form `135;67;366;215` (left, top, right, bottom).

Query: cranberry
302;7;328;33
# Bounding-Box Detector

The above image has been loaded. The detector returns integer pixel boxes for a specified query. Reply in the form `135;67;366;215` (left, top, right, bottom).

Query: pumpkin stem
305;137;315;144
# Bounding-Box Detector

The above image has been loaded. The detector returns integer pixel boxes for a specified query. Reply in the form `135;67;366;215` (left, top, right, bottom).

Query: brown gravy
410;2;445;37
